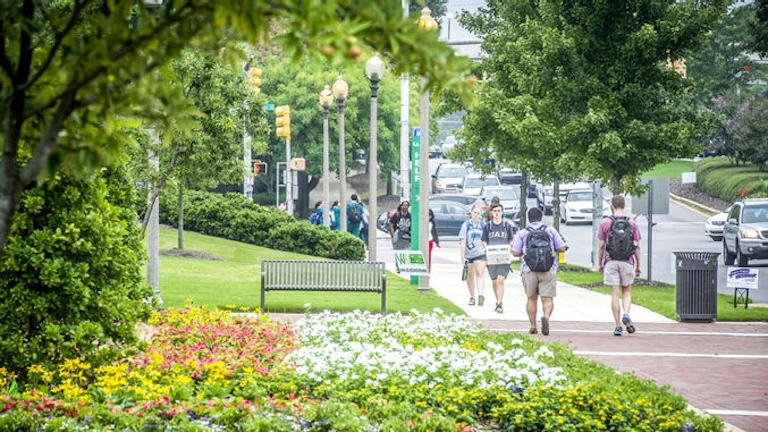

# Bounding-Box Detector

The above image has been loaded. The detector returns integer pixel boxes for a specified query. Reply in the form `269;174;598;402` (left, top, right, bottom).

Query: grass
157;227;464;315
641;160;695;179
554;263;768;322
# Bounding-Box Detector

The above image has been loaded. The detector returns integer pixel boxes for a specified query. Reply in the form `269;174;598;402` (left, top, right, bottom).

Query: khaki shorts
521;269;557;297
603;260;635;287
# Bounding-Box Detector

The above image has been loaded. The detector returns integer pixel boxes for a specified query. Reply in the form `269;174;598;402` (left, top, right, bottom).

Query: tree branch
141;144;181;232
22;2;200;120
20;0;88;92
15;0;34;85
0;18;16;81
20;89;77;185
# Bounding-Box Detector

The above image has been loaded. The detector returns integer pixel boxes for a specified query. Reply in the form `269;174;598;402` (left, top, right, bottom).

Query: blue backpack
309;211;322;225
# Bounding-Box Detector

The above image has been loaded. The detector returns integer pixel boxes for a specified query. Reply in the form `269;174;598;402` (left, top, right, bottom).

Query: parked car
429;145;443;158
429;194;480;207
723;199;768;267
497;168;522;185
376;200;471;238
431;163;468;194
479;185;520;220
460;173;500;196
559;189;611;225
704;206;732;242
536;181;592;215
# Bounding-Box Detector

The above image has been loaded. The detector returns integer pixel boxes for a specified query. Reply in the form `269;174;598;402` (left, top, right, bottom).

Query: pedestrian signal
253;162;268;176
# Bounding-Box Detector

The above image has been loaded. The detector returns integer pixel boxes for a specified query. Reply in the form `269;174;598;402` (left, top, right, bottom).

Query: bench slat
261;260;387;314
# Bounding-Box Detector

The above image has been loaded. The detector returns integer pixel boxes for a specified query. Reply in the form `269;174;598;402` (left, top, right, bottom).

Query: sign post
410;128;421;285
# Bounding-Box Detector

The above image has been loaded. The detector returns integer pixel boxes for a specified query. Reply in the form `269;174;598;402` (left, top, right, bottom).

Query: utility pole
399;0;410;202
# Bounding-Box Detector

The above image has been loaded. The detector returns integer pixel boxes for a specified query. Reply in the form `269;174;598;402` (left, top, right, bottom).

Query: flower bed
0;306;722;431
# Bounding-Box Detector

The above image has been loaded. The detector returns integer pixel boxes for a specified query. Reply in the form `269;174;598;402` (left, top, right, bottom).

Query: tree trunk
297;171;310;219
519;171;529;229
552;181;561;232
612;173;621;195
177;187;184;250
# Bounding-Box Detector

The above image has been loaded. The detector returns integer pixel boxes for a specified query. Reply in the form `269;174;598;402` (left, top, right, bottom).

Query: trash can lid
673;251;721;260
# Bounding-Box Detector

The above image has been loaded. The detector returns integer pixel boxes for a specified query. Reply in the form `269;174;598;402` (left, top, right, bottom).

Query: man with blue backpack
512;207;566;336
309;201;324;226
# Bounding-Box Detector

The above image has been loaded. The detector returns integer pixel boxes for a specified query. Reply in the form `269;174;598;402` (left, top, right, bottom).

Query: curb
668;193;722;216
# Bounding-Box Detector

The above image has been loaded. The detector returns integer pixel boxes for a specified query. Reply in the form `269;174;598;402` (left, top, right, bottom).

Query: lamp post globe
332;75;349;232
319;85;333;228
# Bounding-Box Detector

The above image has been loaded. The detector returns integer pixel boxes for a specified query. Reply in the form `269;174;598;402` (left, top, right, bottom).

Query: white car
704;206;731;241
460;173;500;196
560;189;611;225
537;181;593;215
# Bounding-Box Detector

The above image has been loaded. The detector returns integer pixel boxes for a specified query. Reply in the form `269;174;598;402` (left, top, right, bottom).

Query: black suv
723;199;768;267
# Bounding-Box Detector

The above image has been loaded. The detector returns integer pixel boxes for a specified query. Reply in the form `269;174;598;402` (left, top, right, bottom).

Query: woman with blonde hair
459;204;487;306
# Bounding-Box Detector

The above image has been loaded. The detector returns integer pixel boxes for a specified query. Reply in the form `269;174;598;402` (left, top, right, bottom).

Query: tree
455;0;727;196
751;0;768;57
0;0;473;256
727;90;768;170
687;3;767;106
257;52;417;204
127;47;268;249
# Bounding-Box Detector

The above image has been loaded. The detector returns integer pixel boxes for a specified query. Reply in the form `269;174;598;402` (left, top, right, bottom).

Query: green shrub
0;168;153;378
265;222;365;260
695;158;768;201
160;190;365;260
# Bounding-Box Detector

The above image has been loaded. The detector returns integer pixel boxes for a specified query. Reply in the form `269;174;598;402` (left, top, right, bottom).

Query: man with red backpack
598;195;642;336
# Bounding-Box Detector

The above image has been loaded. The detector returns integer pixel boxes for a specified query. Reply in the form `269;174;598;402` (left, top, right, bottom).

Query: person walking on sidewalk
598;195;641;336
428;208;440;271
346;194;365;237
459;205;486;306
389;200;412;250
330;201;341;231
512;207;566;335
482;203;516;314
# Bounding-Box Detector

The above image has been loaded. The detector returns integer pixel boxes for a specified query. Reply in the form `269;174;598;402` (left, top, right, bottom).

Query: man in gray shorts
511;207;566;335
481;203;517;314
598;195;641;336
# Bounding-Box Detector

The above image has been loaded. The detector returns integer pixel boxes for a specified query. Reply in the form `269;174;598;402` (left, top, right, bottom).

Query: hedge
694;158;768;201
159;190;366;260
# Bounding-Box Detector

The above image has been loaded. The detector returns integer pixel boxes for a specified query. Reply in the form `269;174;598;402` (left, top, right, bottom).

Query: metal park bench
260;260;387;314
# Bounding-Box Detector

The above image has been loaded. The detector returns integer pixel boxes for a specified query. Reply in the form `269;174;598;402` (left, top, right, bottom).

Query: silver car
723;199;768;267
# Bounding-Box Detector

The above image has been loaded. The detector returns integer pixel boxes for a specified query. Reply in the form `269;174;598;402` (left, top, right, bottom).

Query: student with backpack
459;205;486;306
389;200;412;250
598;195;641;336
330;201;341;231
481;203;517;314
309;201;324;226
512;207;566;335
346;194;365;237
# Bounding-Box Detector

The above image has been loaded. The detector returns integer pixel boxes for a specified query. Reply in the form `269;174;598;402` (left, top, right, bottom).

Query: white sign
681;172;697;184
726;267;759;289
486;244;512;265
394;251;428;274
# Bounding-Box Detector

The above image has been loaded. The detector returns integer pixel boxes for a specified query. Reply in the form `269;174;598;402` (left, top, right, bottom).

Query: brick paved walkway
477;320;768;432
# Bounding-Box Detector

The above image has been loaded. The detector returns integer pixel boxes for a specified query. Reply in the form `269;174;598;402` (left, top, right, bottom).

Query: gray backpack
523;226;555;272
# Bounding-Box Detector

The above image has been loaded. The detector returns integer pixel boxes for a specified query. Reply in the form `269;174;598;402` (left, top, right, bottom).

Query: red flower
736;188;749;198
744;65;751;73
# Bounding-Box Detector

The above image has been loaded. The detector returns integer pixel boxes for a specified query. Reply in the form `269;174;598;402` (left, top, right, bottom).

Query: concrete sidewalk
380;237;674;327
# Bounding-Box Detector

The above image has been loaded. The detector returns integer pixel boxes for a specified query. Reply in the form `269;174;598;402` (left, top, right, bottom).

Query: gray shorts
603;260;635;287
487;264;511;281
521;269;557;297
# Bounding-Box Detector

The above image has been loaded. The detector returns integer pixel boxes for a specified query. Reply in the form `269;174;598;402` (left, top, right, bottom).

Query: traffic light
248;67;262;94
275;105;290;139
253;161;268;176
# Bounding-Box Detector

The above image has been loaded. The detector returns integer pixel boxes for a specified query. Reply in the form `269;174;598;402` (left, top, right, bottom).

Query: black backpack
348;204;363;224
524;225;555;272
606;216;636;260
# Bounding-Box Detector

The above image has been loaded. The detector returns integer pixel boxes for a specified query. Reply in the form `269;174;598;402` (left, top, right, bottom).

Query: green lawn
554;263;768;322
156;227;464;315
641;159;695;179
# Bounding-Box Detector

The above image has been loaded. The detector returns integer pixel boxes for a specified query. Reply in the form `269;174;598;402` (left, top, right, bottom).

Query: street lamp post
319;85;333;227
366;53;384;261
417;7;438;290
332;75;349;232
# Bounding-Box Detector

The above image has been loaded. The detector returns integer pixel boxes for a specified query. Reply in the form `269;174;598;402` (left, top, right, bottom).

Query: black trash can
674;252;720;322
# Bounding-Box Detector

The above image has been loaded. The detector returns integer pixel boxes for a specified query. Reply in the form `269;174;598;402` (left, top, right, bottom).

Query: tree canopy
453;0;728;194
0;0;473;255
